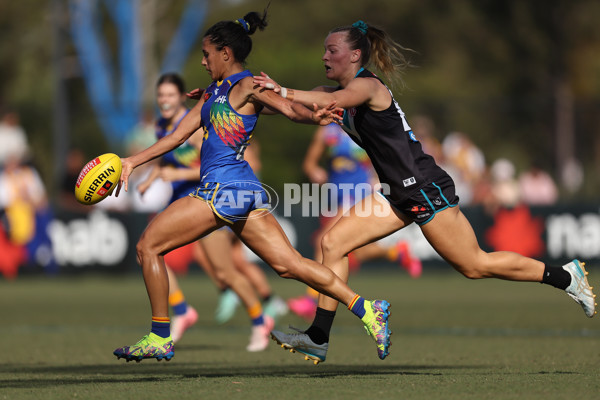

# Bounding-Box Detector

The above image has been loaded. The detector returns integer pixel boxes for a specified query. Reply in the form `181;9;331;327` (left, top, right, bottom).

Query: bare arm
229;77;340;125
137;164;161;196
253;89;340;125
254;72;388;111
118;99;204;194
158;165;201;182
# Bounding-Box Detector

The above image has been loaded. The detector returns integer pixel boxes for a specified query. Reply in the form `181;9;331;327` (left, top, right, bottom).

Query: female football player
141;73;287;351
112;10;391;363
254;19;596;364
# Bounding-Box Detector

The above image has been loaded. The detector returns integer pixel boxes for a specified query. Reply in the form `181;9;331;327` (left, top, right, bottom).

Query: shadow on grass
0;362;471;389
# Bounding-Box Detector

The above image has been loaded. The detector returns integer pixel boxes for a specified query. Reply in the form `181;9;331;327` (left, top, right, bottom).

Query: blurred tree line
2;0;600;202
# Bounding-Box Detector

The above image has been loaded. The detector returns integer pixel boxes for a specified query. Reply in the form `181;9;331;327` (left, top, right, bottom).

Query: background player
288;122;421;320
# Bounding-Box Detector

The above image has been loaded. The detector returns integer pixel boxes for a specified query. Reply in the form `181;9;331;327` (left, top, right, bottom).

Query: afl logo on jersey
349;108;357;117
204;92;212;101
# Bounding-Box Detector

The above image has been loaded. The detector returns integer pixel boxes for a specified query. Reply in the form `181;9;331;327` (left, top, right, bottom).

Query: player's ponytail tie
352;20;368;35
236;18;250;33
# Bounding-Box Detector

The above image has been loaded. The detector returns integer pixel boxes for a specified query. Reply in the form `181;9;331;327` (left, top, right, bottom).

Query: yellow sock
306;287;319;300
247;302;264;326
168;289;185;306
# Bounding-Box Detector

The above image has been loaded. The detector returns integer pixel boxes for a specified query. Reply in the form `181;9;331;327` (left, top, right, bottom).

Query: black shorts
381;175;459;225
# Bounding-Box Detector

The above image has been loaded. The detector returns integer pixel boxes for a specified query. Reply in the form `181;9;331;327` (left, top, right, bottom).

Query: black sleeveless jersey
339;68;451;206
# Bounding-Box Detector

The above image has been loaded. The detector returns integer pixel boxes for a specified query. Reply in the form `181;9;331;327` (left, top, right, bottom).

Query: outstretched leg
114;197;225;362
233;207;395;362
201;228;273;352
421;206;596;317
282;193;411;361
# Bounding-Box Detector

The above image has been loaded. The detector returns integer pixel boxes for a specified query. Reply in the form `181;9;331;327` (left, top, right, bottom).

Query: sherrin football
75;153;122;205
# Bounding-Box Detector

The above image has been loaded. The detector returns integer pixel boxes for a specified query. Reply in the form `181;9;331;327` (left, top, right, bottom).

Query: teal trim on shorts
418;181;456;226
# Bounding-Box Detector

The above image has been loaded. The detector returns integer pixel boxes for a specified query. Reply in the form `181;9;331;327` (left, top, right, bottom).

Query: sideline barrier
4;203;600;277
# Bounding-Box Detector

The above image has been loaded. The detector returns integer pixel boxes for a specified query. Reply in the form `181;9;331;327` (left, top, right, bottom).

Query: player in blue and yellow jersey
288;123;422;321
136;73;203;344
255;19;596;363
112;9;391;364
136;73;286;351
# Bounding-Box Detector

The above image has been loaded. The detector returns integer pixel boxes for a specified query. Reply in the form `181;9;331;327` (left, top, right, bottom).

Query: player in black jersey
255;20;596;364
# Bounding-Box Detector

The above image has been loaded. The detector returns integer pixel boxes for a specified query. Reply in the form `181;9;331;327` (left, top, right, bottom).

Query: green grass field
1;268;599;400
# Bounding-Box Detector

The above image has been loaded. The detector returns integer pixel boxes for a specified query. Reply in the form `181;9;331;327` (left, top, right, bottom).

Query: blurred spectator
126;108;156;151
560;158;584;195
490;158;520;208
0;157;46;244
0;110;29;166
518;161;559;205
411;115;443;163
441;131;486;205
0;154;56;277
60;147;90;212
470;165;496;213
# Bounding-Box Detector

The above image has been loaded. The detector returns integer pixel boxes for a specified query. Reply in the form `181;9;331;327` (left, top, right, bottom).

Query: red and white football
74;153;122;205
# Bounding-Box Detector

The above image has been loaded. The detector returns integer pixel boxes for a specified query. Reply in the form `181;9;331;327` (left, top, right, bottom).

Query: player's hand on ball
116;157;134;197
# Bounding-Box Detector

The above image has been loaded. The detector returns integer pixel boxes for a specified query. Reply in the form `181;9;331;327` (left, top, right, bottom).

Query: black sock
541;264;571;290
305;307;336;345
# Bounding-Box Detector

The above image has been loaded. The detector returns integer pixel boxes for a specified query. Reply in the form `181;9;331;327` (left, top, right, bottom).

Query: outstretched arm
254;72;375;111
118;99;204;194
248;80;341;125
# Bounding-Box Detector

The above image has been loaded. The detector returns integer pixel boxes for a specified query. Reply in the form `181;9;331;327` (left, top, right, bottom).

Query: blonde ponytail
332;21;413;88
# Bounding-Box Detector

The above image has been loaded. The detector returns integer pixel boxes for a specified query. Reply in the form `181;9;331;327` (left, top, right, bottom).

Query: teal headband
352;20;368;35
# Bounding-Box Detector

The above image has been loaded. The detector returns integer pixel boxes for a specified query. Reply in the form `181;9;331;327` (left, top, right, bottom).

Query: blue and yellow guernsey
194;70;270;222
322;123;372;207
199;70;258;183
